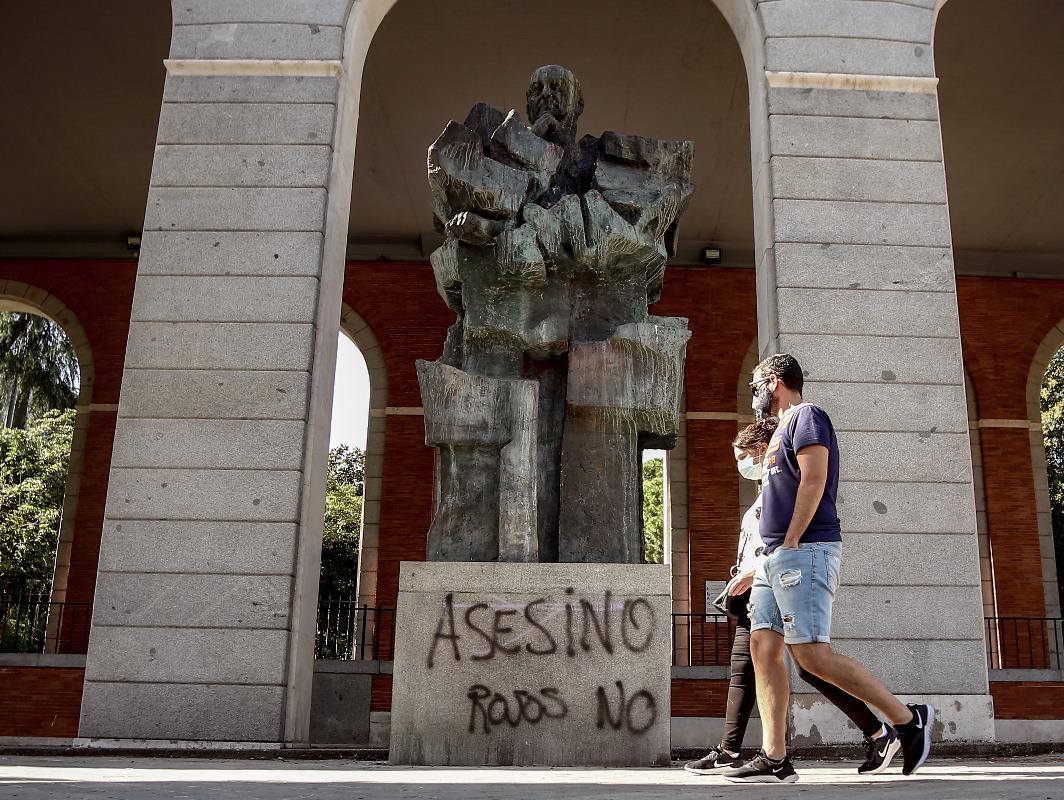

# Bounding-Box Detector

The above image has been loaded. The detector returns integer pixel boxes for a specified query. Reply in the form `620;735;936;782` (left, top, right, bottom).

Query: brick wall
0;260;135;651
670;678;730;717
989;681;1064;720
957;276;1064;624
0;667;85;737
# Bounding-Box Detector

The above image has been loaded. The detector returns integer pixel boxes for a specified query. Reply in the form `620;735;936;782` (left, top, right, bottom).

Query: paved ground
0;756;1061;799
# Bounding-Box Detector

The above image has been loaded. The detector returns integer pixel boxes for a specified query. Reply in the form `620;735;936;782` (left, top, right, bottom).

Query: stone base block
389;561;672;766
790;693;996;745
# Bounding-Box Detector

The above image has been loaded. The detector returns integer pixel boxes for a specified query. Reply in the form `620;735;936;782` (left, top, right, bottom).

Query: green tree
1041;346;1064;609
0;409;74;595
319;445;365;599
0;313;80;429
643;457;665;564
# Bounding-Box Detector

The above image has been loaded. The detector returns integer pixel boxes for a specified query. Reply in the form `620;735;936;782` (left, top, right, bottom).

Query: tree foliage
0;409;74;595
0;313;79;429
1041;346;1064;609
643;457;665;564
320;445;365;599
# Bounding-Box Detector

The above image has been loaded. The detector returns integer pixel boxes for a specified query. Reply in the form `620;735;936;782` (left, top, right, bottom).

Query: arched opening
937;0;1064;669
1028;328;1064;620
0;284;93;653
315;306;388;660
339;0;759;603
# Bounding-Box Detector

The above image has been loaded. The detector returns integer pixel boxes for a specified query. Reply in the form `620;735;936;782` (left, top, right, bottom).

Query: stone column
749;0;992;742
79;1;358;745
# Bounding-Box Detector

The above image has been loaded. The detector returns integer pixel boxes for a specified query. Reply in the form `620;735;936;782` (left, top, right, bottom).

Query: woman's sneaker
896;703;935;775
683;745;743;774
858;725;901;775
722;750;798;783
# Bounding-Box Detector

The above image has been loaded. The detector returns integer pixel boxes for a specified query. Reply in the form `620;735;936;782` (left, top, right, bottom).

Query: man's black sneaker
858;725;901;775
896;703;935;775
683;745;743;774
722;750;798;783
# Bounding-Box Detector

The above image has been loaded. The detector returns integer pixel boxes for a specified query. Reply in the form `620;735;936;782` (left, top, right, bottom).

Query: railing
985;616;1063;671
0;595;92;654
671;612;737;667
315;599;396;661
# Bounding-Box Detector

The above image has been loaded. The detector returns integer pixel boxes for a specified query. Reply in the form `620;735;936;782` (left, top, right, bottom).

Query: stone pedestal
389;561;672;766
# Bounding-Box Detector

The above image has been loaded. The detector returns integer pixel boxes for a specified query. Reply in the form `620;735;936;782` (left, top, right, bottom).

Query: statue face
526;65;583;130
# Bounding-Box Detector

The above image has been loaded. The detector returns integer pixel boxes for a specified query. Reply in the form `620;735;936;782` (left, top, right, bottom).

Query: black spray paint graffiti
467;685;568;733
596;681;657;734
427;590;656;668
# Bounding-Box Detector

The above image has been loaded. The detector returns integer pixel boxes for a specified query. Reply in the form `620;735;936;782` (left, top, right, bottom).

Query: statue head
526;65;584;139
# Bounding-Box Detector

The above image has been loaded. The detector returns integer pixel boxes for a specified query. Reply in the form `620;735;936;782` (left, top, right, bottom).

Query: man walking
723;353;935;783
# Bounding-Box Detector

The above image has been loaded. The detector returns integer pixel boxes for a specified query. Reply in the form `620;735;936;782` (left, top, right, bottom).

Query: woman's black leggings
720;615;882;753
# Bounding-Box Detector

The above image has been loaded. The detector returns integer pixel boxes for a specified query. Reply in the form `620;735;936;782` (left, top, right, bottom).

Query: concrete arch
0;282;95;647
338;304;388;612
1026;322;1064;620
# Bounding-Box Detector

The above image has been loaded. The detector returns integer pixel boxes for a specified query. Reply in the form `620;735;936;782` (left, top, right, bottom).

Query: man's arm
781;444;829;549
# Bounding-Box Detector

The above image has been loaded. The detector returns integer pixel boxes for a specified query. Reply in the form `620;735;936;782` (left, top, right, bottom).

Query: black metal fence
671;612;737;667
985;616;1063;670
315;599;396;661
0;595;92;654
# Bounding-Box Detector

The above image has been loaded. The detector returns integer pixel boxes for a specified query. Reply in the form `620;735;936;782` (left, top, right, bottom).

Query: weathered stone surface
131;276;319;322
389;562;672;766
85;627;288;684
163;74;339;104
97;520;296;574
766;37;934;78
774;243;954;292
92;573;292;628
773;157;946;204
79;682;285;741
770;117;942;161
110;419;306;470
152;144;331;188
840;533;981;585
169;23;344;60
767;87;939;121
777;288;959;337
832;586;984;640
760;0;932;42
137;231;324;276
835;431;973;483
124;321;314;371
777;333;963;384
826;638;988;694
774;199;951;247
119;369;311;421
157;103;335;145
172;1;350;25
835;483;978;535
105;467;302;522
144;188;326;232
310;670;372;744
806;382;967;433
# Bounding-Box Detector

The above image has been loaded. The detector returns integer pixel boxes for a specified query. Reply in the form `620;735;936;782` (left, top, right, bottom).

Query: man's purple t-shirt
759;402;842;555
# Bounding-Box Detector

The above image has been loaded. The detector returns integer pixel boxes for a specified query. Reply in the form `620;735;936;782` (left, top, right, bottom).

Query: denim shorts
749;541;842;645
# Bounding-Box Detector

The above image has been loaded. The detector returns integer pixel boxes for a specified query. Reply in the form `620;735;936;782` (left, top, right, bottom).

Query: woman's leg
796;665;882;738
721;618;758;753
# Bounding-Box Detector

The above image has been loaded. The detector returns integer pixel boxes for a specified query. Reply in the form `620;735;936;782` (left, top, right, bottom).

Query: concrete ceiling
0;0;1061;277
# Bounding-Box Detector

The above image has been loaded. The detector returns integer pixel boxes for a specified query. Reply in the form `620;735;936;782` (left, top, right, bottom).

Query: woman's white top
736;492;768;575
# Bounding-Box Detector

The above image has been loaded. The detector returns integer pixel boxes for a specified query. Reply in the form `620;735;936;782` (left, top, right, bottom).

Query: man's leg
790;643;911;725
750;629;789;760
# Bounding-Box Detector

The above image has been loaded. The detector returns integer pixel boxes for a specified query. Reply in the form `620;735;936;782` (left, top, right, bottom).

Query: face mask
737;456;762;482
752;380;773;420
